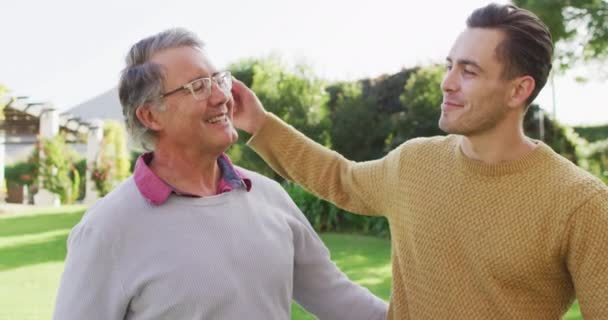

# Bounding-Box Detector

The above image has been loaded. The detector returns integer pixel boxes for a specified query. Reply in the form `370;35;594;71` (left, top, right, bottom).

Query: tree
249;58;329;142
227;57;330;179
359;69;417;114
514;0;608;70
328;82;393;161
228;58;257;87
573;124;608;142
390;65;444;148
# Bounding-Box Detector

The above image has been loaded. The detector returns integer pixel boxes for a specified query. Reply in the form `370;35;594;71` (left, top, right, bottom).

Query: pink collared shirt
133;152;251;206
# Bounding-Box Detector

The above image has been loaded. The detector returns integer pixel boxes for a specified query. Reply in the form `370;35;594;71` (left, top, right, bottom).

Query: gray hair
118;28;205;150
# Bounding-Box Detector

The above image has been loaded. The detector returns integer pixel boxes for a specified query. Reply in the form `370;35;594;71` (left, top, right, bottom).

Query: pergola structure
1;95;103;205
2;96;90;140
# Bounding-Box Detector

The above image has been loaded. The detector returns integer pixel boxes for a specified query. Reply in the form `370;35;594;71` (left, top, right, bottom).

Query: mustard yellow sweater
249;114;608;319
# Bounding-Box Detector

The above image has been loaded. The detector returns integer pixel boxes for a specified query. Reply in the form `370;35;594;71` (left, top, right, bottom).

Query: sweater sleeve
248;113;398;216
53;223;128;320
564;189;608;319
274;187;388;320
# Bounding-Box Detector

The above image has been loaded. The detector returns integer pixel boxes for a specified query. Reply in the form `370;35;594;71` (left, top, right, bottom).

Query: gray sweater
54;169;387;319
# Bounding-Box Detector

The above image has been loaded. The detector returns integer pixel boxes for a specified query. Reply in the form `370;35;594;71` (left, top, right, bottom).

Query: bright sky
1;0;605;126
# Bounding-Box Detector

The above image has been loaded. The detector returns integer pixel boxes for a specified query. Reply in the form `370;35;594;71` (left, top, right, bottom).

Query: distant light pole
550;70;557;121
537;109;545;141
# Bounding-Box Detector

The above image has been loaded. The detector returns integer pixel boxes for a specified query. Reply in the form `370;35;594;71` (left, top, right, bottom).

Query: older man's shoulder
235;166;281;188
78;177;147;230
234;166;290;197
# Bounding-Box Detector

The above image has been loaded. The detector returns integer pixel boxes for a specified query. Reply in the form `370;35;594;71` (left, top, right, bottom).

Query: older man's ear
136;104;164;132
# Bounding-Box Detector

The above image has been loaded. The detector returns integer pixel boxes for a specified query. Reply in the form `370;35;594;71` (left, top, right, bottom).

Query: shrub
4;161;37;187
283;181;390;237
563;128;608;183
35;136;81;204
74;159;86;201
91;121;131;196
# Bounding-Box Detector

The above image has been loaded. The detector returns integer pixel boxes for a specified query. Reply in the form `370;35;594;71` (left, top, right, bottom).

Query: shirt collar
133;152;251;206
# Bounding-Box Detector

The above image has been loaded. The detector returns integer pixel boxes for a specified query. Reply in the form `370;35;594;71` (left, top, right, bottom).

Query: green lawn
0;207;582;319
0;205;86;320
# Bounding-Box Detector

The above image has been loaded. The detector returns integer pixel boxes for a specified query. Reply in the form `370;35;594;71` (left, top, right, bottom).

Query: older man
53;28;387;320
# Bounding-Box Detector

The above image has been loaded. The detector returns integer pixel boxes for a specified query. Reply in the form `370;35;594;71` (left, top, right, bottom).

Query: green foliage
326;69;421;161
524;105;578;161
328;82;393;161
36;136;81;204
92;121;131;196
4;161;37;187
228;57;330;179
129;150;143;172
584;138;608;183
74;159;86;201
391;65;444;147
358;70;416;114
574;124;608;142
228;58;257;87
283;182;390;237
515;0;608;70
250;57;329;141
526;107;608;183
563;127;608;183
6;148;88;203
283;181;341;232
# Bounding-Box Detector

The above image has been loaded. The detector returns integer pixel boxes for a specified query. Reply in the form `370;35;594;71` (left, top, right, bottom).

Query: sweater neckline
453;136;553;176
163;189;239;207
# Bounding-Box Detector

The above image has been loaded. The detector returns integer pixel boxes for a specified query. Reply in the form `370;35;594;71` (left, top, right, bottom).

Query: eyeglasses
161;71;232;100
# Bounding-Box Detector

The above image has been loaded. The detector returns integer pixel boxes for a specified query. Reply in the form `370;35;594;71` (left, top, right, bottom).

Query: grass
0;206;582;319
291;233;392;319
0;205;86;320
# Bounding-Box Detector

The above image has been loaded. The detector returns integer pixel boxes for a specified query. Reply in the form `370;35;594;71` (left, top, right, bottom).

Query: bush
283;181;390;237
4;161;37;187
130;150;143;172
574;124;608;142
91;121;131;196
35;136;81;204
563;128;608;184
74;159;86;201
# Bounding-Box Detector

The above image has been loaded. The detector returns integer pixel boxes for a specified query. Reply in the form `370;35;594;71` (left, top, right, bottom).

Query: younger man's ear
507;75;535;109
